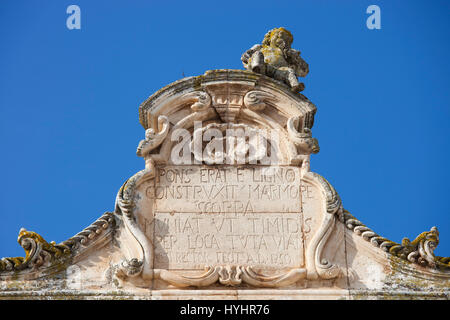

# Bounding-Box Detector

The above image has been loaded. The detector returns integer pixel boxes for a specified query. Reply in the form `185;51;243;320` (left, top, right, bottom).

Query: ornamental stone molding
0;28;449;300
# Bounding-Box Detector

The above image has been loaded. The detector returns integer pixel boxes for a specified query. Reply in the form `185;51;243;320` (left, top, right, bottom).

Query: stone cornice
138;69;316;131
340;210;450;271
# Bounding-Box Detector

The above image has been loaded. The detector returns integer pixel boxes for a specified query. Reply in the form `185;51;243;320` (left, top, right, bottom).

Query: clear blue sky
1;0;449;258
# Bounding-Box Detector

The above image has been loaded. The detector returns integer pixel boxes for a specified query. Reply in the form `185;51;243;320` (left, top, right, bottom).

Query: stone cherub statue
241;27;309;92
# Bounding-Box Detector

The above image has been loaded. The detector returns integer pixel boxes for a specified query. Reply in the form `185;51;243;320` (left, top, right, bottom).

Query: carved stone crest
112;69;342;289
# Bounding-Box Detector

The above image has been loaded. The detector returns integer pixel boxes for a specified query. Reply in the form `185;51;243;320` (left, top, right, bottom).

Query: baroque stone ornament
341;211;450;270
243;90;276;111
1;29;449;300
155;265;306;288
0;212;115;275
136;116;170;157
0;229;71;272
241;27;309;92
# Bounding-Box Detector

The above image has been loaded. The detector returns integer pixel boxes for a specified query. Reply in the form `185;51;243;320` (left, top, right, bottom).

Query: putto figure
241;27;309;92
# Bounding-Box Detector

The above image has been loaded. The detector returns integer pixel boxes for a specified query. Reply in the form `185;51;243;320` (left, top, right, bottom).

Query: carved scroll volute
119;114;171;282
243;90;276;111
287;116;319;155
137;91;211;158
303;172;342;280
136;115;170;158
181;90;212;112
114;161;157;283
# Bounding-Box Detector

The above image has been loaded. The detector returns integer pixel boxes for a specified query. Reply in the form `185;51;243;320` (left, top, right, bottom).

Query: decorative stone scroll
136;116;170;157
341;211;450;271
0;212;115;276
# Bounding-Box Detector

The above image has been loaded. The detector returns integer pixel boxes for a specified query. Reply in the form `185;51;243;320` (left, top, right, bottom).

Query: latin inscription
152;212;303;269
148;166;302;213
147;166;305;269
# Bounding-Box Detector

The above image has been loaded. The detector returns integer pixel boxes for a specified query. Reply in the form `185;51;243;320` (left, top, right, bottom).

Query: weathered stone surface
149;166;302;214
152;211;304;270
0;28;449;300
241;27;309;92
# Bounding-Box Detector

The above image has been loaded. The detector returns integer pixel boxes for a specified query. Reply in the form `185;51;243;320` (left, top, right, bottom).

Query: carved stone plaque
153;211;303;270
148;165;303;270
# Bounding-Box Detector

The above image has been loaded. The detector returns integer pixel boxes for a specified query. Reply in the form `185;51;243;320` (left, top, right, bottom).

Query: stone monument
0;28;449;300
